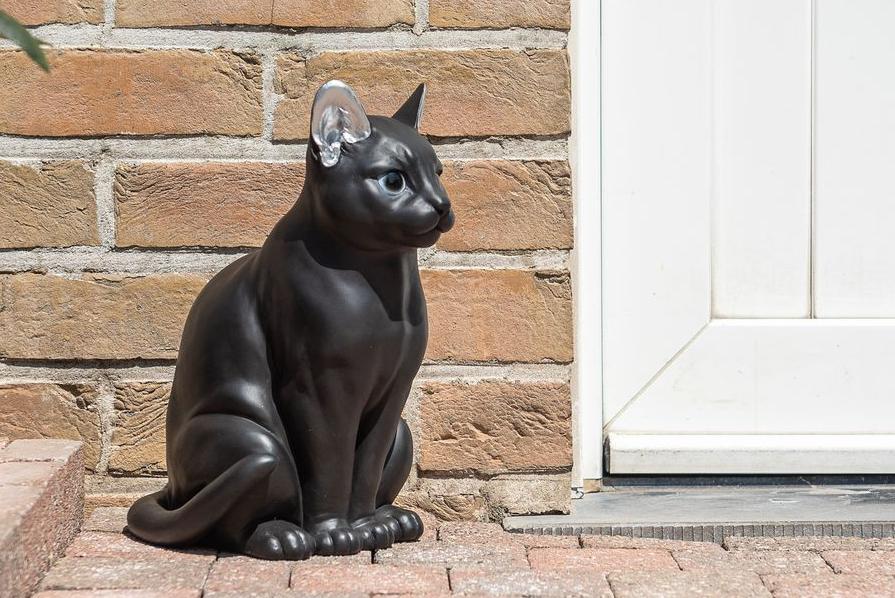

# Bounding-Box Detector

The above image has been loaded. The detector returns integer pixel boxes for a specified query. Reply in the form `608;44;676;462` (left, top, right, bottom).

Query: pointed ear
392;83;426;130
310;80;371;167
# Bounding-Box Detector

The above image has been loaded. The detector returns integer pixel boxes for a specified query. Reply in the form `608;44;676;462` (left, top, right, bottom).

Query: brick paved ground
33;508;895;597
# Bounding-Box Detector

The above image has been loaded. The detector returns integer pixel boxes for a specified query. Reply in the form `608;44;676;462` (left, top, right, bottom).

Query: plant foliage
0;10;49;71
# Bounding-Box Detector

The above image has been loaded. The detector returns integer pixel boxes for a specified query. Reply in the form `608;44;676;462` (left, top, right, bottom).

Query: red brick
674;549;832;575
0;439;82;464
424;270;573;362
0;50;263;137
39;557;212;592
374;542;527;568
724;535;884;552
0;0;103;25
109;382;170;475
0;461;59;486
114;162;304;248
822;550;895;575
429;0;570;29
0;161;98;248
206;556;290;593
65;531;215;563
582;536;723;551
762;573;895;598
438;160;572;252
451;567;610;597
34;591;201;598
529;548;678;573
440;522;578;548
420;381;571;475
81;507;129;533
607;571;771;598
291;564;449;595
274;50;570;139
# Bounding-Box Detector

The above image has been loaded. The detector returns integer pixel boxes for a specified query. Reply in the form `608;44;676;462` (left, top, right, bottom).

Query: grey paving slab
504;485;895;540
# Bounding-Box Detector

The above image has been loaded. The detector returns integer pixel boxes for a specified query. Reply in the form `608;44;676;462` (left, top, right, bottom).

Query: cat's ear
392;83;426;130
310;80;371;167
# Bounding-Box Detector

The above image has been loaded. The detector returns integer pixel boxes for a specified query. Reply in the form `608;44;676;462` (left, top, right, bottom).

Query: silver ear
310;80;372;168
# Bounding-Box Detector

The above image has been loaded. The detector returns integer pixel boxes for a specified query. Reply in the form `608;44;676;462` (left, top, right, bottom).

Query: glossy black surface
127;82;453;560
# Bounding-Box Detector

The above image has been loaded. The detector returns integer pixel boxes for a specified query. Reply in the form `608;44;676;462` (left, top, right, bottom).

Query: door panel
814;0;895;317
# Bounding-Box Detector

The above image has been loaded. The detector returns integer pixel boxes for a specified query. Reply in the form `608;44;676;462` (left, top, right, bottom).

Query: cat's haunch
127;80;453;560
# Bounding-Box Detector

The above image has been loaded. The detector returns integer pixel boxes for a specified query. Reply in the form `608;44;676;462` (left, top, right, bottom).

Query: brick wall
0;0;573;520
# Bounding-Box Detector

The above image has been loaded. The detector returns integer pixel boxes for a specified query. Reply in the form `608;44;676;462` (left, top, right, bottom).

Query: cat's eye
377;170;406;194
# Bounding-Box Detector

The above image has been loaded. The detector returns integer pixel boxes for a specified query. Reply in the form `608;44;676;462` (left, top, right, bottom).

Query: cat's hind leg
373;418;425;543
164;413;313;560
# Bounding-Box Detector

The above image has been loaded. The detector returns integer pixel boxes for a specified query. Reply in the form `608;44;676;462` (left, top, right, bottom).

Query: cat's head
305;80;454;251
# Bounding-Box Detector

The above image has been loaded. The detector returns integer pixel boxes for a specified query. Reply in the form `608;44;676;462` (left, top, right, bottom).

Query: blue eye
377;170;406;194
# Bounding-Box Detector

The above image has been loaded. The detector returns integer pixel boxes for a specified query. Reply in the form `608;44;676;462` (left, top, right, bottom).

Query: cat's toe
312;525;363;556
375;505;424;543
245;520;314;561
351;517;395;550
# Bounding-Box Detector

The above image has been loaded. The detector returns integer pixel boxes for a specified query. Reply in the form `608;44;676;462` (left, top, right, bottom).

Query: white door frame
570;0;604;486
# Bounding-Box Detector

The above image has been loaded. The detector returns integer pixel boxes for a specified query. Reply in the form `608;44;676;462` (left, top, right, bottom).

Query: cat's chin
404;228;442;248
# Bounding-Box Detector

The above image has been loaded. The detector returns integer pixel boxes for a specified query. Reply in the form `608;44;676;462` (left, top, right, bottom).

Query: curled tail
127;454;277;546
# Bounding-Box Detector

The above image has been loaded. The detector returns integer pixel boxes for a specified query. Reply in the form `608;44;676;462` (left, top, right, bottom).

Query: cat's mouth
434;211;455;233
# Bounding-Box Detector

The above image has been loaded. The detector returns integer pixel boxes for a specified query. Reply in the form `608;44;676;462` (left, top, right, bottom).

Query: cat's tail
126;454;277;546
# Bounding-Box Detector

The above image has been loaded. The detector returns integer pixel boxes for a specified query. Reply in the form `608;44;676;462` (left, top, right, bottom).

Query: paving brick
374;542;528;568
451;567;611;597
724;535;887;552
582;536;724;551
762;573;895;598
0;461;59;486
674;549;832;575
82;507;129;533
439;523;578;548
0;439;82;463
39;557;213;591
0;50;263;137
34;591;201;598
529;548;679;573
65;531;216;563
608;571;771;598
291;564;449;595
274;49;570;139
206;556;291;593
823;550;895;575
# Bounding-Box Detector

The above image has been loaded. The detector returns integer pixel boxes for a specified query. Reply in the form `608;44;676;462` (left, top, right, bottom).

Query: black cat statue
126;80;454;560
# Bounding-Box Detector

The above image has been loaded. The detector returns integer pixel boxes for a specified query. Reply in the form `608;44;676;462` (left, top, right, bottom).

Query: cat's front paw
306;518;363;556
244;520;314;561
374;505;424;543
350;515;396;550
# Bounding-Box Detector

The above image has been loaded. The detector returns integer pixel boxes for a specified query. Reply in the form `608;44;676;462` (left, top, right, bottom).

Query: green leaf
0;10;50;72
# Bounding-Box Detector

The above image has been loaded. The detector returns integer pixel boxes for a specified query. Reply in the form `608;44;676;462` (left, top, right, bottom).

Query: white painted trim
609;433;895;474
570;0;603;485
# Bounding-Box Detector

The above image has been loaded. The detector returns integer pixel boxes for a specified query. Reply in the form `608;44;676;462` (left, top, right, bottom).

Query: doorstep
503;479;895;543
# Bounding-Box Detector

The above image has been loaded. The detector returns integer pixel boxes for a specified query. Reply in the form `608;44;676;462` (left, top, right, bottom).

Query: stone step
0;439;84;598
503;484;895;543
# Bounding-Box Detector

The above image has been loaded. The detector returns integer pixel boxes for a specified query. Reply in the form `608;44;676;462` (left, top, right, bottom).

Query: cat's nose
431;194;451;216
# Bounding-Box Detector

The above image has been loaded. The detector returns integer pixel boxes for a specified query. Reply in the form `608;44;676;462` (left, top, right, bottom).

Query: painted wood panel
610;320;895;435
601;0;712;423
712;0;812;317
814;0;895;316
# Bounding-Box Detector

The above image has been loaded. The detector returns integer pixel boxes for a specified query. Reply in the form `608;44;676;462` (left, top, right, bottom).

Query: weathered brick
430;0;570;29
762;573;895;598
82;507;129;533
608;571;771;598
374;542;527;568
439;160;572;251
583;536;724;551
34;591;200;598
291;564;449;595
116;0;413;27
822;550;895;575
205;556;291;593
39;557;213;592
0;273;207;360
419;381;571;474
0;384;101;469
0;461;59;486
274;49;570;139
394;491;486;522
65;531;216;562
109;382;170;475
0;50;263;137
0;438;83;464
115;162;303;248
724;535;886;552
1;0;103;25
673;549;832;575
529;548;679;573
423;270;573;362
452;567;610;597
0;161;97;248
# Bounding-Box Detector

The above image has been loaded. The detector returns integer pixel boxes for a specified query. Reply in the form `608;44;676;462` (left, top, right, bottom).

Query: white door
602;0;895;473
